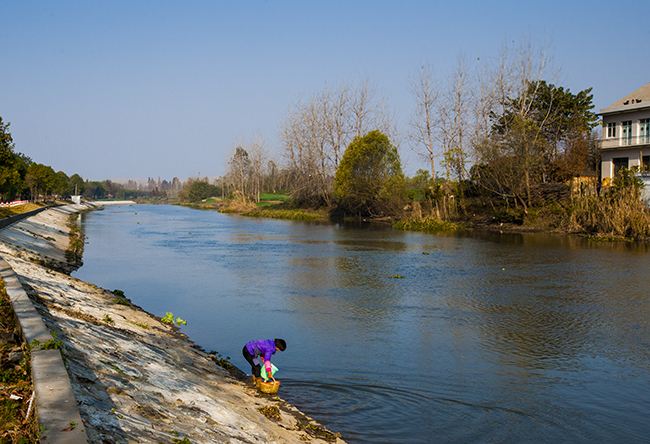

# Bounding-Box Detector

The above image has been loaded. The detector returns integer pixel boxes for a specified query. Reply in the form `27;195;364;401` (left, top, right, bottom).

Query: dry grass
0;279;39;442
394;216;463;234
0;203;42;219
566;187;650;240
219;198;257;214
241;207;329;222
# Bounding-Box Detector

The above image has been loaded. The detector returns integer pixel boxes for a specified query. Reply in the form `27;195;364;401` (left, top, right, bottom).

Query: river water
74;204;650;443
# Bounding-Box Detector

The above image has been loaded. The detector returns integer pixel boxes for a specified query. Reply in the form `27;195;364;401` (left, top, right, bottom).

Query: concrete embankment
89;200;136;206
0;204;344;443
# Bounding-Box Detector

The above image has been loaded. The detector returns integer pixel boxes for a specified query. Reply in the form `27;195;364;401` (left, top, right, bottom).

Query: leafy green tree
0;117;29;200
52;171;70;197
492;80;598;140
490;80;598;182
68;173;85;195
83;181;107;199
25;163;56;199
475;80;598;210
180;179;220;202
406;169;433;202
334;130;406;217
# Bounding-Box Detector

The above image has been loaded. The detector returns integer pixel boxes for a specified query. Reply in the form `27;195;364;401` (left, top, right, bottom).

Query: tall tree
334;130;406;217
0;117;28;200
25;163;56;199
410;66;438;180
69;173;86;195
227;146;251;199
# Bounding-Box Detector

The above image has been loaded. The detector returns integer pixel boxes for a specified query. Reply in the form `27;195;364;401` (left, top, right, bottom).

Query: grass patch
393;216;463;234
242;207;329;222
0;203;42;219
130;321;150;330
259;193;290;201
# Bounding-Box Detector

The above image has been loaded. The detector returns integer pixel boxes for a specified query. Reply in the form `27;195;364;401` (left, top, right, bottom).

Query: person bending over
242;338;286;380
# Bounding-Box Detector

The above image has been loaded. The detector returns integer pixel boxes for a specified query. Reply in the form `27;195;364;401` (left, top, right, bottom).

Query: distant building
599;82;650;181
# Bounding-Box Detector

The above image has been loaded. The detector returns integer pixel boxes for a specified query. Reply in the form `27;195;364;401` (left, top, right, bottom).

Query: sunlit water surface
74;205;650;443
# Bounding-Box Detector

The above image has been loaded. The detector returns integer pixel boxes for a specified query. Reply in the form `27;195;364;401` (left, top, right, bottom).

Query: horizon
2;0;649;180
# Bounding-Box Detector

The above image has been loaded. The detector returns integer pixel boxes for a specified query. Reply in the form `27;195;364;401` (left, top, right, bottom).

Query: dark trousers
242;346;261;377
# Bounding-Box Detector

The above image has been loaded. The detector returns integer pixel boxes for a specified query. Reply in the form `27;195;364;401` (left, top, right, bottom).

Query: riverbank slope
0;204;343;443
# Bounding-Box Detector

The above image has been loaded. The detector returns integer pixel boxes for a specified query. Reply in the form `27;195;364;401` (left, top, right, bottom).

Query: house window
641;119;650;143
613;157;629;176
622;121;632;145
607;122;617;138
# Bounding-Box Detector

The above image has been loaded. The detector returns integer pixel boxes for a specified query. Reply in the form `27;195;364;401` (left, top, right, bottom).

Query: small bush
161;312;187;327
393;216;462;234
111;289;131;306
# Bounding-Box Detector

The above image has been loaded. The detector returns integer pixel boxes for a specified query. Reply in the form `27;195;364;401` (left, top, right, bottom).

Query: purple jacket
245;339;276;362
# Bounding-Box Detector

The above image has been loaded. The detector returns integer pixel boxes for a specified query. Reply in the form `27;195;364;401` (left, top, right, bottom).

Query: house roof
600;82;650;114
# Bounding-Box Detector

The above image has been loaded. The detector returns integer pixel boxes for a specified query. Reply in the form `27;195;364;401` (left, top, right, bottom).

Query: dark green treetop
334;130;406;217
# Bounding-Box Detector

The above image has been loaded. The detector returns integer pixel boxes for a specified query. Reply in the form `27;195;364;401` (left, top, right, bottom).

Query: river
73;204;650;443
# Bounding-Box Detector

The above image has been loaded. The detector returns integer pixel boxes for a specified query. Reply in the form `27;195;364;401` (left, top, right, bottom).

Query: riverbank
177;197;331;223
0;204;344;443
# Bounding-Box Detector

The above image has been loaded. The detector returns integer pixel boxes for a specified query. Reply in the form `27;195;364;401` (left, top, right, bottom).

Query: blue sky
1;1;649;180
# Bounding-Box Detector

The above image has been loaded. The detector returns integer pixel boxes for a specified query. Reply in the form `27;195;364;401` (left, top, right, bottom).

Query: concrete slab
32;349;87;443
0;259;51;343
0;257;87;443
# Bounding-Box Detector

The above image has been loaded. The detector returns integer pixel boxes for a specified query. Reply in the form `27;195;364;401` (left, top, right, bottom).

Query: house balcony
600;135;650;150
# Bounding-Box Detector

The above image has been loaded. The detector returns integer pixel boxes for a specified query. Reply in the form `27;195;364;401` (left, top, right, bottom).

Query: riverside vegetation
171;48;649;241
4;44;645;241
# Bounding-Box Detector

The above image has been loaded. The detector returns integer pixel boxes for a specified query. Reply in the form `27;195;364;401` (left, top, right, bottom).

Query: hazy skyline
2;0;649;180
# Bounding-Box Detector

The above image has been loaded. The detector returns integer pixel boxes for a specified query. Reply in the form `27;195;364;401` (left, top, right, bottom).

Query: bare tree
471;44;551;211
226;145;251;200
249;138;265;203
437;59;470;183
282;82;391;207
322;86;351;169
410;65;438;180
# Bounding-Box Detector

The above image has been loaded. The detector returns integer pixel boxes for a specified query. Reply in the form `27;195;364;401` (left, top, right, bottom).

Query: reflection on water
75;205;650;443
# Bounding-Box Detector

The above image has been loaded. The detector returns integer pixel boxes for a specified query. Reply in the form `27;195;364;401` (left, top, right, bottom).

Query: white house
599;82;650;181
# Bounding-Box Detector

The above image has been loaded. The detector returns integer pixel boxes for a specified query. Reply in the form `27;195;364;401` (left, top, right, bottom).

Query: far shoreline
127;198;650;245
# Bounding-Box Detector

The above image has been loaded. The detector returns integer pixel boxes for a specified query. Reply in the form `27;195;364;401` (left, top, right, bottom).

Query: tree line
215;46;606;224
0;117;162;202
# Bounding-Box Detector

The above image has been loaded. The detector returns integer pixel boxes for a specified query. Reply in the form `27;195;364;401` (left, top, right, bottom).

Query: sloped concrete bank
0;204;344;444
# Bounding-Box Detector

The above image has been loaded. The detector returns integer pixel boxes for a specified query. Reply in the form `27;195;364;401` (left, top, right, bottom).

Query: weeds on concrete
29;332;63;351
